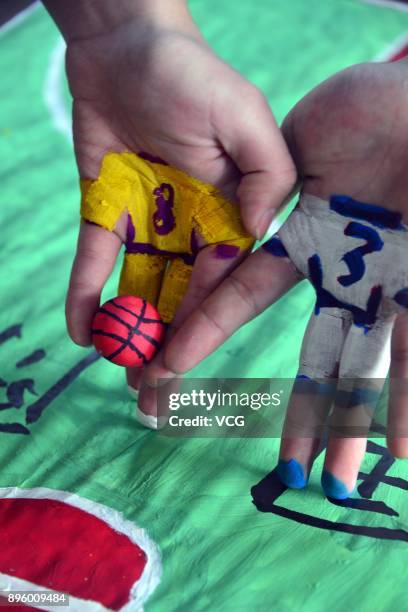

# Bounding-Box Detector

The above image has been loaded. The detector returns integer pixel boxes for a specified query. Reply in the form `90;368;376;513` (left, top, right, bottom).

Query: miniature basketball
91;296;165;367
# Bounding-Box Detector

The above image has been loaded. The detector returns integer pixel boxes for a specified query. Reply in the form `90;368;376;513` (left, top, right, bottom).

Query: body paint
330;195;406;231
321;470;354;500
214;244;240;259
308;254;382;332
277;459;308;489
338;222;384;287
153;183;176;235
262;236;289;258
125;242;195;265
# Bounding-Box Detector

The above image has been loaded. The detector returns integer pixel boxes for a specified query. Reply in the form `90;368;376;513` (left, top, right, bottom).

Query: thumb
218;83;296;239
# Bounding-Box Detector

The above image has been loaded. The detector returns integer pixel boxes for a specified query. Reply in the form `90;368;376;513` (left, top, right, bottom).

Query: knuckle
275;164;298;190
391;343;408;364
197;302;230;340
189;282;210;304
227;273;258;317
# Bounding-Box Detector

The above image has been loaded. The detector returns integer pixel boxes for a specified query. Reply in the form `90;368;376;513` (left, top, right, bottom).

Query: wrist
42;0;200;43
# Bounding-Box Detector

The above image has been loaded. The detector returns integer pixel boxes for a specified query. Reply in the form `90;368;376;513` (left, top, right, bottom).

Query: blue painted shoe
277;459;308;489
321;470;354;500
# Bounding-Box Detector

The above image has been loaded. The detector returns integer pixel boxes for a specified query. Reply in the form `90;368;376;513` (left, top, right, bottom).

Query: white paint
129;387;169;429
0;574;109;612
0;487;162;611
0;1;72;143
276;194;403;379
361;0;408;12
128;385;140;401
0;1;41;38
374;31;408;61
43;37;72;142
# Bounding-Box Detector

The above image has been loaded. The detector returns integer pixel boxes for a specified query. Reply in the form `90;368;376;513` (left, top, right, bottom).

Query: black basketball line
93;329;148;364
92;329;146;360
107;321;137;362
138;331;161;349
106;299;148;362
110;298;161;325
98;307;133;332
98;303;163;347
93;299;164;362
92;329;144;358
135;298;147;333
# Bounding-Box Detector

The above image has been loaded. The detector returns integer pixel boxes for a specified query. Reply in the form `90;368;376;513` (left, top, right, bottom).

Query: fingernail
129;385;166;429
256;210;275;240
135;406;159;430
127;385;139;400
277;459;308;489
135;406;168;430
321;470;354;500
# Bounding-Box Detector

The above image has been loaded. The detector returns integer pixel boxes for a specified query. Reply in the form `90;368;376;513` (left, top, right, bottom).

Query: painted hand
63;15;295;420
145;59;408;495
80;151;254;324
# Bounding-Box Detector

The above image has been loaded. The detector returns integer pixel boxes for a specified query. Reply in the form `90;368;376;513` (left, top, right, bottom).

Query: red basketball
91;296;165;367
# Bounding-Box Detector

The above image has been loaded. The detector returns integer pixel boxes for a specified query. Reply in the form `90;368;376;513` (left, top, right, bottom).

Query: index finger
65;219;123;346
388;312;408;458
144;246;301;385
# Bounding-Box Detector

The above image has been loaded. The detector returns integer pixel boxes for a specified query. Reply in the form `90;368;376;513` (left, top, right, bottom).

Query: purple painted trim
126;213;136;248
138;151;169;166
214;244;240;259
190;228;200;256
126;242;195;265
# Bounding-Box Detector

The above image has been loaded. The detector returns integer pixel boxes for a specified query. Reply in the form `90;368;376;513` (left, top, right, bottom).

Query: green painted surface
0;1;407;610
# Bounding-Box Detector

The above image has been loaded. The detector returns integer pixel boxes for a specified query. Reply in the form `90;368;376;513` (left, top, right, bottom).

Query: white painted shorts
264;194;408;380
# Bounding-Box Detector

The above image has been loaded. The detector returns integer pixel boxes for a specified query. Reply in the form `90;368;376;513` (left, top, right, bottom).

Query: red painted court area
0;498;147;610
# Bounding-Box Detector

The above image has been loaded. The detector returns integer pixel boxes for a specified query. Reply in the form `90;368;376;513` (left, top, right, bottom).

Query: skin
146;59;408;496
42;0;295;397
43;1;407;496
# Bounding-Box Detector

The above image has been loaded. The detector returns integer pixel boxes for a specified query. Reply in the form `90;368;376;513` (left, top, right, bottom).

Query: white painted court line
0;1;41;38
361;0;408;11
43;36;73;142
374;31;408;60
0;487;162;611
0;1;72;144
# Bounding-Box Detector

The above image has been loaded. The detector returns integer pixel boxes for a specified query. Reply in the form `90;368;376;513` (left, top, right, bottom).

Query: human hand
46;0;295;420
147;58;408;495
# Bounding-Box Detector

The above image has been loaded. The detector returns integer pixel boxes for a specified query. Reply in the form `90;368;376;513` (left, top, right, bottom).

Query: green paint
0;2;407;611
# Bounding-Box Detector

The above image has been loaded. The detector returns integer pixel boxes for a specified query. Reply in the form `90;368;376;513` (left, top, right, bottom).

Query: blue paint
307;254;324;310
262;236;289;258
336;386;380;409
321;470;354;500
277;459;308;489
394;287;408;309
338;222;384;287
308;254;382;332
294;375;335;396
330;194;405;231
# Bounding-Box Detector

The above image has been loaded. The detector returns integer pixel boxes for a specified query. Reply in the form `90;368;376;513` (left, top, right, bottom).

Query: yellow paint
81;152;254;322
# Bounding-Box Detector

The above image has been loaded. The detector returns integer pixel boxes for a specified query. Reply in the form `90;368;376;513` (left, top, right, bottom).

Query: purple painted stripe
138;151;169;166
190;228;200;256
153;183;176;235
126;242;195;265
126;213;136;248
214;244;240;259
